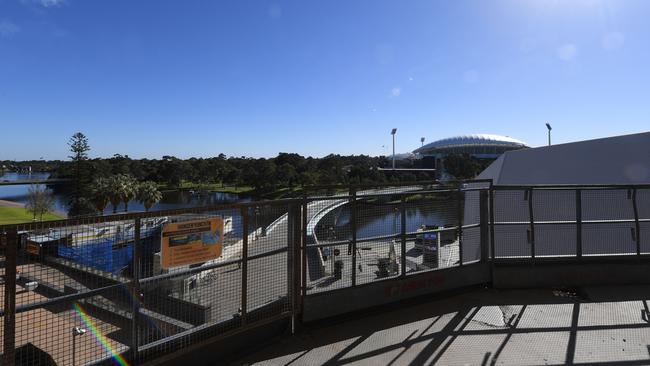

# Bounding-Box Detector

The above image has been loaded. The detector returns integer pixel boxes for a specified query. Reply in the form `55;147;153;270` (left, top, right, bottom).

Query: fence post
400;196;407;277
528;188;535;263
241;207;249;325
576;189;582;259
632;188;641;257
489;185;496;278
300;196;307;317
479;191;489;264
350;187;357;287
457;184;464;266
3;227;17;366
286;203;300;333
130;218;141;363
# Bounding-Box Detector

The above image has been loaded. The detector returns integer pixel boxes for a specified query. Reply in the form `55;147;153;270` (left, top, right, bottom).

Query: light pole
545;123;552;146
391;128;397;169
72;326;87;366
420;137;425;147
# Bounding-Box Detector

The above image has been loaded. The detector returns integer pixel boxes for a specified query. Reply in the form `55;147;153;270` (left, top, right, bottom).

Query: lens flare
73;302;130;366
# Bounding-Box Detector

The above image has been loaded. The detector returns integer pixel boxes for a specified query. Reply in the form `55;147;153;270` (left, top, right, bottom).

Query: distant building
414;134;528;159
413;134;528;178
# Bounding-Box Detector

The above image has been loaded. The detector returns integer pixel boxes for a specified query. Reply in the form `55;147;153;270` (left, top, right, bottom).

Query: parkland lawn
0;206;63;225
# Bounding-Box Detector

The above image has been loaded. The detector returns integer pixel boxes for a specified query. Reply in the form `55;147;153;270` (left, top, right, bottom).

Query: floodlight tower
421;137;425;147
391;128;397;169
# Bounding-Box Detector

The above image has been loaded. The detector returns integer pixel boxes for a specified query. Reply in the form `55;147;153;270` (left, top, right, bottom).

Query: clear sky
1;0;649;160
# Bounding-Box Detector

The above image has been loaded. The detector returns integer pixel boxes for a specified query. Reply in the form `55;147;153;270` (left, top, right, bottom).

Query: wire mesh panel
306;196;353;294
637;189;650;255
5;218;138;366
493;224;531;258
532;189;577;257
582;189;636;221
535;224;577;257
0;198;299;366
493;189;529;224
354;196;402;285
493;189;530;259
136;209;242;354
641;222;650;255
637;189;650;220
532;189;576;222
461;226;481;264
582;189;637;257
582;222;637;256
245;203;292;324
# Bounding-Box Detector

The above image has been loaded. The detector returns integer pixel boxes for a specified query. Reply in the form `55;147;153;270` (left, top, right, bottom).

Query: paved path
0;199;25;207
231;285;650;366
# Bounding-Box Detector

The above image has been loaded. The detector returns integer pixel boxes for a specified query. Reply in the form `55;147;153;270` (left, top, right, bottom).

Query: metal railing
490;185;650;262
1;200;300;366
1;180;649;365
301;181;492;296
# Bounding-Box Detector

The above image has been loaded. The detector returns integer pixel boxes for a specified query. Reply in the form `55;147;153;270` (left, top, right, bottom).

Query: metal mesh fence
6;181;646;364
491;186;650;260
1;200;297;366
303;182;489;295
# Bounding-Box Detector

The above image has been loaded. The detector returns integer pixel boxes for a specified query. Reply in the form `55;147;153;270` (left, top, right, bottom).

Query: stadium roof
477;131;650;185
413;134;528;154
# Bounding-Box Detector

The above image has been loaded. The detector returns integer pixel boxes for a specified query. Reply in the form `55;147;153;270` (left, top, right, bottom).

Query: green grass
0;206;64;225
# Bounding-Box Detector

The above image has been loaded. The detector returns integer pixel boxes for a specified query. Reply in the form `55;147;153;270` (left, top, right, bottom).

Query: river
0;172;247;215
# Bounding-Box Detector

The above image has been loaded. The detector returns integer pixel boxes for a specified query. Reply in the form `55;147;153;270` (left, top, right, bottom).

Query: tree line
8;133;491;217
50;133;448;217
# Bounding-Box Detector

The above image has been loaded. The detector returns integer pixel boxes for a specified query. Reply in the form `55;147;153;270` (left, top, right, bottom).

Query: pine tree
67;132;94;216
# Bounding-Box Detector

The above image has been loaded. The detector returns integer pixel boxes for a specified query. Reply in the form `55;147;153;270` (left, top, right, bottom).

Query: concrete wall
302;263;490;322
493;260;650;288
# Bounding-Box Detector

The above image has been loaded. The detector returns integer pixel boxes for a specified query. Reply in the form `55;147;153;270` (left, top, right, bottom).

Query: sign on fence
161;218;224;268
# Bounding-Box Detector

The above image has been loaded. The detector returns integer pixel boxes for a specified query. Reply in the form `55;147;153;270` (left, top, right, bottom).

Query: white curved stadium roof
414;134;528;153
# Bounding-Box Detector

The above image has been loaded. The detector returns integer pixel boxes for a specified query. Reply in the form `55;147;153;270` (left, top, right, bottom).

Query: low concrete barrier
302;263;490;322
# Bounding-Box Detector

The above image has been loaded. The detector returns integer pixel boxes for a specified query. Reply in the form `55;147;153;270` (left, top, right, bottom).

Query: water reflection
0;172;247;214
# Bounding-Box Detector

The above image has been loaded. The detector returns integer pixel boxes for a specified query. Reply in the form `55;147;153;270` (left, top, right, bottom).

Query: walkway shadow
230;285;650;366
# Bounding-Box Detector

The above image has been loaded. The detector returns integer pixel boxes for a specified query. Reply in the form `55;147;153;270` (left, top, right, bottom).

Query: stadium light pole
421;137;425;147
545;123;552;146
391;128;397;169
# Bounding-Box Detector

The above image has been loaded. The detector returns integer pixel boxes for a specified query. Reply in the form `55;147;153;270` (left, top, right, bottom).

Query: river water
0;172;246;215
1;172;454;239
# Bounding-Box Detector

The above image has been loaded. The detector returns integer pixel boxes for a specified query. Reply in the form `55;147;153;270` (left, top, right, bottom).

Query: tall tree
67;132;95;217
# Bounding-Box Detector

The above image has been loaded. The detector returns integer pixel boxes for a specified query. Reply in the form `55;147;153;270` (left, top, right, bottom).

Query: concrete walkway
231;285;650;366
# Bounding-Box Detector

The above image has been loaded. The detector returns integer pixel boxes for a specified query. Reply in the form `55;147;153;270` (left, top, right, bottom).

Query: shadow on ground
230;285;650;366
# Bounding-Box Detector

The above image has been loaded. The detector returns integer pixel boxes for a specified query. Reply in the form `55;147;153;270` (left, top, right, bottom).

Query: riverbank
0;199;65;225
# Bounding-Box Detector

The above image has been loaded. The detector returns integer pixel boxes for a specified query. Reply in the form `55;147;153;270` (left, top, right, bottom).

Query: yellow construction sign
161;218;224;269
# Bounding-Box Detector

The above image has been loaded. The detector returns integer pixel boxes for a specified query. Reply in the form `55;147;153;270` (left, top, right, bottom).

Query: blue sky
1;0;649;160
